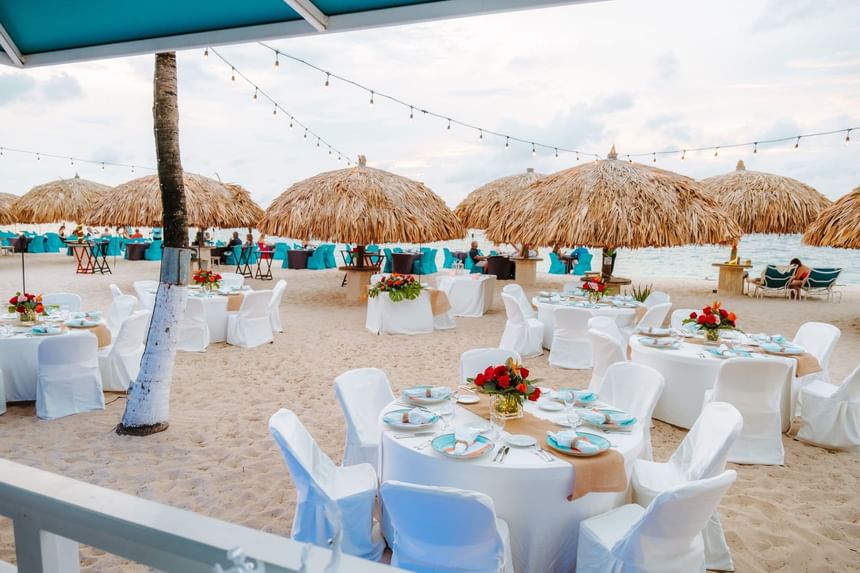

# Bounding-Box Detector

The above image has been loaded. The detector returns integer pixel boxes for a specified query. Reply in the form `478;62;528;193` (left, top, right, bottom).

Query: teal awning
0;0;589;68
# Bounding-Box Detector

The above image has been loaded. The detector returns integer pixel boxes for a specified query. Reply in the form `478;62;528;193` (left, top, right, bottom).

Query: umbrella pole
21;248;25;292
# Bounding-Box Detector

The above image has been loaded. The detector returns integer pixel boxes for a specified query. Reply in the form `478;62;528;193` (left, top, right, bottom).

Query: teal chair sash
144;239;163;261
383;248;394;273
306;246;327;270
323;244;337;268
442;247;456;269
572;252;593;275
27;235;46;253
548;252;566;274
420;248;438;274
273;242;289;260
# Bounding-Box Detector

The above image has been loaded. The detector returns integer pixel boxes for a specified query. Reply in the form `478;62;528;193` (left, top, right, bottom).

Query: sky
0;0;858;210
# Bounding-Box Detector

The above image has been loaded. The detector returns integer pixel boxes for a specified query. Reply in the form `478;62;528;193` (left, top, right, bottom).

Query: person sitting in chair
469;240;487;272
227;231;242;248
790;257;811;296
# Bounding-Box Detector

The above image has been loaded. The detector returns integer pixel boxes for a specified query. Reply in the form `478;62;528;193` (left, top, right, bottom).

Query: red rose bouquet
367;273;422;302
7;291;44;322
684;300;738;342
468;358;541;402
582;275;607;302
192;269;222;290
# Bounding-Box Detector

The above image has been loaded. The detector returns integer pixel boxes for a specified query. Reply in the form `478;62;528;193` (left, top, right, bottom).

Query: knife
498;446;511;463
491;444;505;463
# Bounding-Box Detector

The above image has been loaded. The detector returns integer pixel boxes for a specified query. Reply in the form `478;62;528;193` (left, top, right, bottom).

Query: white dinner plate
506;434;537;447
538;399;564;412
457;394;480;404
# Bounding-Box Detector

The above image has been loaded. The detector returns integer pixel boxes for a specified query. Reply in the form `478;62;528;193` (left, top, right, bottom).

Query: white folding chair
670;308;698;331
381;480;514;573
643;290;671;309
499;292;543;358
501;283;536;319
42;292;82;313
227;290;273;348
106;294;138;339
621;302;672;340
268;409;384;560
632;402;744;571
548;307;592;369
797;363;860;452
704;358;791;465
268;279;287;333
334;368;395;467
133;280;158;310
109;283;124;299
792;322;841;413
588;316;625;346
598;362;665;460
219;272;245;289
177;297;210;352
36;334;104;420
587;329;627;393
577;471;737;573
99;310;149;391
459;348;522;385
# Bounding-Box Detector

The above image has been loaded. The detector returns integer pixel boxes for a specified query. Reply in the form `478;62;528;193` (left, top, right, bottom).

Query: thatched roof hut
225;183;265;226
454;168;544;229
485;146;742;248
87;173;262;229
803;185;860;249
259;155;464;244
12;174;109;224
0;193;18;225
700;160;831;234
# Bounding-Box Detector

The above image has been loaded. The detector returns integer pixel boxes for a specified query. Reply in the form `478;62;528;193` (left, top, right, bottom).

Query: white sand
0;253;858;572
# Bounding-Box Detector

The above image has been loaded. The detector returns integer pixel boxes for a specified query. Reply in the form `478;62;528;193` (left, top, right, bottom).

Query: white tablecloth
379;397;643;572
366;291;435;335
435;274;495;317
533;298;638;349
189;293;229;343
630;335;795;431
0;329;94;401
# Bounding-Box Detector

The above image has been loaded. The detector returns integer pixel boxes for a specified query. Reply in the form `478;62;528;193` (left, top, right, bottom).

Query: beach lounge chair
799;267;842;302
752;265;795;298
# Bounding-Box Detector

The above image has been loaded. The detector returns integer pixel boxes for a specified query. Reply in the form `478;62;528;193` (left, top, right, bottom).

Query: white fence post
13;516;80;573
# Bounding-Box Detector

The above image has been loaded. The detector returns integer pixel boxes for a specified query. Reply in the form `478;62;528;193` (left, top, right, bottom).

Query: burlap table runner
428;289;451;316
224;293;245;311
460;393;627;500
633;305;647;322
685;337;821;377
70;323;111;347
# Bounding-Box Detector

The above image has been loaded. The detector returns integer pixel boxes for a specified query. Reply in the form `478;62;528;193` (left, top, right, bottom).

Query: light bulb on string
316;138;320;148
753;142;758;154
714;147;719;158
479;129;483;141
505;136;509;150
447;118;451;131
203;48;208;58
369;91;374;105
36;153;40;161
252;87;258;102
845;129;851;144
627;155;632;164
531;142;536;156
101;162;105;171
303;128;308;139
274;51;280;69
272;105;277;116
328;147;332;155
289;117;294;128
794;136;801;150
409;106;414;119
131;165;135;173
231;67;235;82
70;157;74;166
324;73;330;87
652;152;656;163
681;149;686;160
1;147;5;157
554;148;559;159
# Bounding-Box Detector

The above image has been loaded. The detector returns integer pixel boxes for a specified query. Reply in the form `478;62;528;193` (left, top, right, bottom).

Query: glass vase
491;393;523;420
19;308;37;325
704;328;721;345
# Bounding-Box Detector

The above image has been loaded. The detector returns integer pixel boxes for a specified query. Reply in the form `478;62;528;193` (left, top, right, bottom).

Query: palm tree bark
117;52;190;435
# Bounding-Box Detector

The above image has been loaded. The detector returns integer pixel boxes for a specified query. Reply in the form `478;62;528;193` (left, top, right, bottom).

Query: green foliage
630;283;652;303
367;274;423;302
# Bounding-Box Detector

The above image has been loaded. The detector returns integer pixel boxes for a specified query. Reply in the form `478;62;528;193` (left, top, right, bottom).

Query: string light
554;148;559;159
36;153;40;161
652;152;656;163
846;129;852;144
505;136;509;150
316;138;320;148
303;128;308;139
1;147;5;157
324;73;330;87
681;149;686;160
794;136;801;150
531;142;536;156
100;162;105;171
131;165;135;173
447;118;451;131
369;91;374;105
753;142;758;154
409;106;414;120
714;147;719;158
231;67;235;82
627;155;632;164
0;145;154;171
289;116;294;128
252;87;258;102
69;157;74;165
272;105;277;116
479;129;483;141
203;48;208;59
273;51;280;69
576;152;580;161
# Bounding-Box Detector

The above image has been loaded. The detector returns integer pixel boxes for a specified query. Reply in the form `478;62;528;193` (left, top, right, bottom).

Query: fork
533;446;554;462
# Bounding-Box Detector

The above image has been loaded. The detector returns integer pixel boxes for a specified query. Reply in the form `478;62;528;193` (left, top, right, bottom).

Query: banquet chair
42;292;82;312
268;409;384;560
670;308;698;331
499;293;543;358
380;481;514;573
133;280;158;310
704;357;792;465
577;470;737;573
334;368;395;467
501;284;536;319
621;302;672;340
548;307;593;369
219;272;245;290
0;371;5;415
109;283;124;299
99;310;149;391
643;291;671;309
588;316;625;346
36;334;104;420
797;363;860;452
791;321;841;415
306;246;327;270
548;252;566;274
587;329;627;393
106;294;138;339
383;248;394;273
572;251;593;275
598;362;665;460
176;297;209;352
144;239;163;261
459;348;522;384
632;402;743;571
443;247;456;269
227;290;274;348
268;279;288;333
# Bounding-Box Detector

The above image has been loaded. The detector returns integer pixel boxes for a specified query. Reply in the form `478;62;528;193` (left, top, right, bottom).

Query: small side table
712;263;752;296
512;257;543;287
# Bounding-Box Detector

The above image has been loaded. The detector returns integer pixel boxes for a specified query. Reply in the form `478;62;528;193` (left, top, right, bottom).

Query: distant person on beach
58;225;66;240
228;231;242;248
469;240;487;271
243;233;255;248
130;229;143;239
790;258;811;294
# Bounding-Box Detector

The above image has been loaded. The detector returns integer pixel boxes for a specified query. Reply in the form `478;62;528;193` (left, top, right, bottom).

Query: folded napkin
451;427;480;455
547;430;600;454
69;312;86;319
581;410;636;428
402;408;435;425
66;318;99;327
85;311;102;320
404;386;449;399
761;341;803;354
31;325;48;334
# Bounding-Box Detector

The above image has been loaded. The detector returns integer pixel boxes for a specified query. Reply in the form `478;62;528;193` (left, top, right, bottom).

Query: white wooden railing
0;459;402;573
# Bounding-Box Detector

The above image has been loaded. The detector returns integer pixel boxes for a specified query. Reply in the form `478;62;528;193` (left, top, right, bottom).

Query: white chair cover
99;310;149;391
459;348;522;385
797;363;860;452
219;272;245;289
106;294;138;339
599;362;665;460
42;292;82;312
704;357;791;465
133;280;158;310
670;308;698;331
268;409;384;560
109;283;124;298
577;471;737;573
380;481;514;573
177;297;210;352
499;293;543;358
268;279;287;333
227;290;274;348
501;283;536;319
643;291;671;309
621;302;672;340
632;402;743;571
366;291;434;335
548;307;592;369
334;368;395;467
588;316;625;346
792;322;841;413
0;370;6;415
587;329;627;393
36;334;104;420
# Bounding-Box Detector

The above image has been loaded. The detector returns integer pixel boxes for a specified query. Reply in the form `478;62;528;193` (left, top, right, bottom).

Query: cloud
656;51;679;81
41;72;83;101
753;0;842;30
0;74;36;105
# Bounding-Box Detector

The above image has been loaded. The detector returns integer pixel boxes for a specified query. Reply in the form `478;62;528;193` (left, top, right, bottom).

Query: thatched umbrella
454;167;544;229
0;192;17;225
224;183;265;228
87;173;262;229
259;155;464;265
803;185;860;249
485;146;742;274
12;174;109;224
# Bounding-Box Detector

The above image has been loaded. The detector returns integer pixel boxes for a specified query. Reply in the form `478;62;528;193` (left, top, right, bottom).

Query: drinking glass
489;407;506;440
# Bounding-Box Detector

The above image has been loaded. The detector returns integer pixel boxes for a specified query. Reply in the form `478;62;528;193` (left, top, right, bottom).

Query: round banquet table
532;297;639;349
434;274;495;317
188;292;230;343
379;398;643;572
629;335;795;431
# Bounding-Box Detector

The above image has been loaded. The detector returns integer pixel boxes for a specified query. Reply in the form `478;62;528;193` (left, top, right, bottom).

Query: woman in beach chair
789;258;811;298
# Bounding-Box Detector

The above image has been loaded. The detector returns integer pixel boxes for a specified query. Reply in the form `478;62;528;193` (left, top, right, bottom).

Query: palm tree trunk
117;52;190;436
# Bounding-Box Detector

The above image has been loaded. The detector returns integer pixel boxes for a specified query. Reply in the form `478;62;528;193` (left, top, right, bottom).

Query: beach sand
0;253;858;572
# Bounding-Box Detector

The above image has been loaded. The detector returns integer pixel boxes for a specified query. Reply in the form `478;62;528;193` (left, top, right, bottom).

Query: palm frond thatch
0;192;18;225
454;168;544;229
12;175;109;224
87;173;262;229
224;183;265;227
259;155;464;244
485;146;742;248
700;160;831;234
802;185;860;249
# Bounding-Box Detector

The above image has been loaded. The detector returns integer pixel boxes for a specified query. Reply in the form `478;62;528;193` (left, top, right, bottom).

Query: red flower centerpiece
192;269;222;291
467;358;541;419
582;275;607;302
367;273;423;302
684;300;738;344
7;291;44;324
